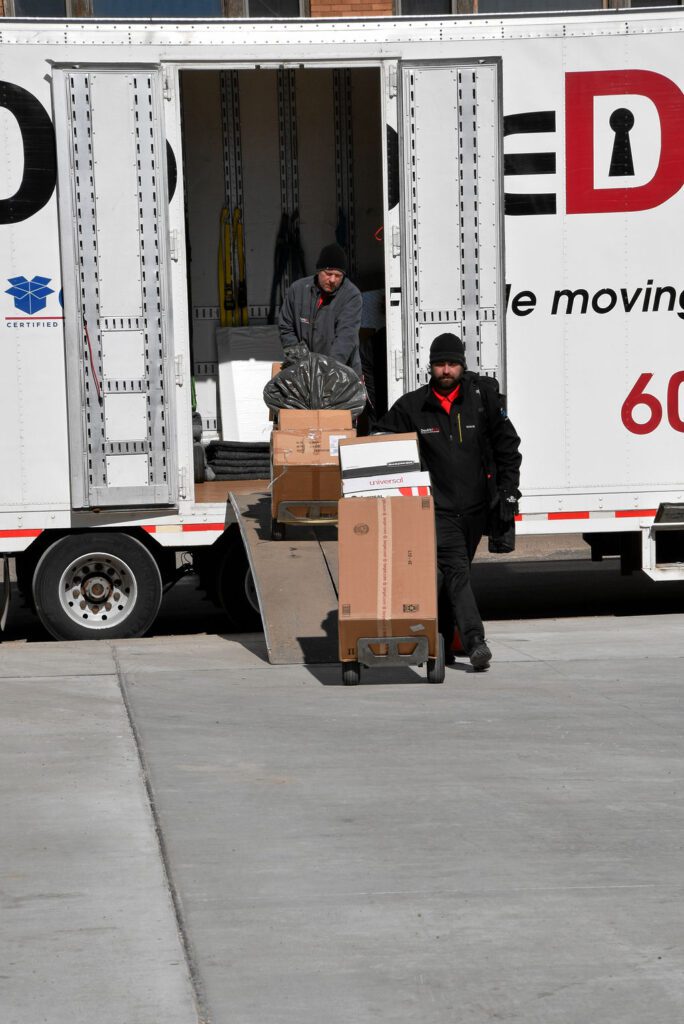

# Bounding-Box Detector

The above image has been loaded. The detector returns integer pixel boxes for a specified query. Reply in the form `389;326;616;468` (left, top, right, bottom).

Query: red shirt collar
431;384;461;414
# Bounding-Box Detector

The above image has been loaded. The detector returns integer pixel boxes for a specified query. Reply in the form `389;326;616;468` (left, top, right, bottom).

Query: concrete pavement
112;617;684;1024
2;569;684;1023
0;642;200;1024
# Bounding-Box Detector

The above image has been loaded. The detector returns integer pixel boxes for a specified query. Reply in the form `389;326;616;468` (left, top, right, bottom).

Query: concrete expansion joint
110;643;211;1024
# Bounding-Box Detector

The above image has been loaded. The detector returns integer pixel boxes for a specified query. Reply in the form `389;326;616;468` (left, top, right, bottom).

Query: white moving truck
1;8;683;640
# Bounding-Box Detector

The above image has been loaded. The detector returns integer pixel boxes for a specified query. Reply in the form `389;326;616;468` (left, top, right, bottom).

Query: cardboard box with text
278;408;353;432
271;424;355;519
338;495;438;661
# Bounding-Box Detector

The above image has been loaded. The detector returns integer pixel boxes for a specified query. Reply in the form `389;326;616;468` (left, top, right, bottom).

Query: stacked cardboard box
338;433;431;498
270;409;356;523
337;434;438;664
337;494;438;662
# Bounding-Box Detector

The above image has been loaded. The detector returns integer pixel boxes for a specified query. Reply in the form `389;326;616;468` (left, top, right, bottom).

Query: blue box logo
6;275;55;315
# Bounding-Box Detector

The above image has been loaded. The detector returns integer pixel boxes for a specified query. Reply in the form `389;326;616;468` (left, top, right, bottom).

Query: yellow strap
233;206;248;326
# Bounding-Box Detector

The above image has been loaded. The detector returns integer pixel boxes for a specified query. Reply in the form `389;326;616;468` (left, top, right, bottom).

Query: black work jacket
278;275;363;376
375;373;522;516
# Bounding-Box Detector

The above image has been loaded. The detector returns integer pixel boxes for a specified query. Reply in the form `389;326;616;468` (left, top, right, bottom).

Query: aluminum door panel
90;74;144;319
53;67;176;509
411;67;462;316
101;329;146;380
400;60;505;389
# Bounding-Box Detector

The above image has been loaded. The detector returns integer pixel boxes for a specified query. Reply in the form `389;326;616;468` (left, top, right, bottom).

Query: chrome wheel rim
58;551;138;630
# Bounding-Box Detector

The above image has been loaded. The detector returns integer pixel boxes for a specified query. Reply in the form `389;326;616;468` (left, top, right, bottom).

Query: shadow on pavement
4;558;684;644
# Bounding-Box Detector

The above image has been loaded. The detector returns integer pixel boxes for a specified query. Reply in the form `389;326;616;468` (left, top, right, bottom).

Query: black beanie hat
316;243;348;275
429;333;466;366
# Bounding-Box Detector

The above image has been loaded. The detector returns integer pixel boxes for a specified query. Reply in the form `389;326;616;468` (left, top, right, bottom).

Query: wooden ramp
229;492;339;665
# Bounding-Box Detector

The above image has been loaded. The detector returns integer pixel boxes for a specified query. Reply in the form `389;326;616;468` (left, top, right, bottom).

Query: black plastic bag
263;352;367;417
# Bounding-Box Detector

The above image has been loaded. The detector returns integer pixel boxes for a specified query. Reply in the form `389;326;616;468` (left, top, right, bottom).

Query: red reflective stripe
547;511;590;520
0;529;43;538
181;523;224;532
615;509;657;518
140;523;224;534
514;513;522;522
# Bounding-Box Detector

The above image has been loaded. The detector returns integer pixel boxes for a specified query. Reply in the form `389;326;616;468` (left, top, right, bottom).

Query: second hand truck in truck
1;8;684;646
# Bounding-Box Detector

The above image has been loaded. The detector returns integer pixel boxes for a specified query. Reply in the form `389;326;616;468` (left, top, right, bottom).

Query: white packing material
217;325;282;442
193;374;220;441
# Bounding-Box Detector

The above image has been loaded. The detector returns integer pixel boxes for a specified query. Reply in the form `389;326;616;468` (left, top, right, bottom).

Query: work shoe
468;639;492;671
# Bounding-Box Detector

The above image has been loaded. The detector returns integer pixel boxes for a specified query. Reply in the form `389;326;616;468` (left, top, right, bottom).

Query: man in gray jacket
278;243;363;377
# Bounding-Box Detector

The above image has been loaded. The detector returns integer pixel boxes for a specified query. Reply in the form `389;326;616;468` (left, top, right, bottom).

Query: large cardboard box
271;425;355;519
338;495;438;661
278;408;353;432
339;433;421;492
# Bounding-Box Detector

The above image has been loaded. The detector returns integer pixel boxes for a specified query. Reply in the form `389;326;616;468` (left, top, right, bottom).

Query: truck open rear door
53;67;177;510
398;59;506;389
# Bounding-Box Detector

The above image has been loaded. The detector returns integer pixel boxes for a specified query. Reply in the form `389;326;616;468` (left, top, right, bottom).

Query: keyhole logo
608;108;635;177
593;94;661;192
504;69;684;216
566;70;684;214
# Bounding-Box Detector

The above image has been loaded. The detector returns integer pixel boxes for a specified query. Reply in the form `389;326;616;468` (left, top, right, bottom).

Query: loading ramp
230;492;340;665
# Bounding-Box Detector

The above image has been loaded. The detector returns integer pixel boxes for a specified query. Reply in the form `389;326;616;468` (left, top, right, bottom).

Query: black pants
435;510;486;653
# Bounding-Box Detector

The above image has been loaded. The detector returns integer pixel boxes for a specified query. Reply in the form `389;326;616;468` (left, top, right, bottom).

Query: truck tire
32;533;163;641
217;530;263;632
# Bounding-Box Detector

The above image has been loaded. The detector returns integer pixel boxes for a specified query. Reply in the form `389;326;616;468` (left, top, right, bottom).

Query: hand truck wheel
342;661;361;686
426;635;446;684
271;518;285;541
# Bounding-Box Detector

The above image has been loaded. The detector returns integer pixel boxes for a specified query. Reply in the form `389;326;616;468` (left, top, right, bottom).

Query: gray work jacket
278;275;363;377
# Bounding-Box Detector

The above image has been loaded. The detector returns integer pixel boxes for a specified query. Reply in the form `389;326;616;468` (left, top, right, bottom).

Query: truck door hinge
163;70;174;101
394;351;403;381
392;226;401;258
178;465;188;500
175;354;184;387
169;229;180;262
388;65;397;99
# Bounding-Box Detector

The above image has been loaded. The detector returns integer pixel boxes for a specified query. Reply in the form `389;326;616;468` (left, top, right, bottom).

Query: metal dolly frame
341;634;445;685
271;499;339;539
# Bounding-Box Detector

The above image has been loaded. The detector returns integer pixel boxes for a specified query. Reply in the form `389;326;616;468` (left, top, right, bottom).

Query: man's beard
431;374;458;392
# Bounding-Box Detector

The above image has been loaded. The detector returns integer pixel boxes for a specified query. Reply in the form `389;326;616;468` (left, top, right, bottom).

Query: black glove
497;488;520;523
281;343;309;368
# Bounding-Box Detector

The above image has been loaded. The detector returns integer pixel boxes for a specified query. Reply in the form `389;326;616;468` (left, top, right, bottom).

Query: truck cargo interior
179;65;386;491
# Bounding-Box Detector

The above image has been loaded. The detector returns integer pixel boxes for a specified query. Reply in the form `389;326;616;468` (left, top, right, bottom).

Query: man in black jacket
278;243;363;376
375;333;522;670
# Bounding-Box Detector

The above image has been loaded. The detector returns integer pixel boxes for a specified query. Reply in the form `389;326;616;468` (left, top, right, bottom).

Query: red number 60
621;373;662;435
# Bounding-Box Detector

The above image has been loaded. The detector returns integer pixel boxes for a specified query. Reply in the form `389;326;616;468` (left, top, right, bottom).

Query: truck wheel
32;533;163;641
426;635;446;684
342;662;361;685
217;530;263;632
